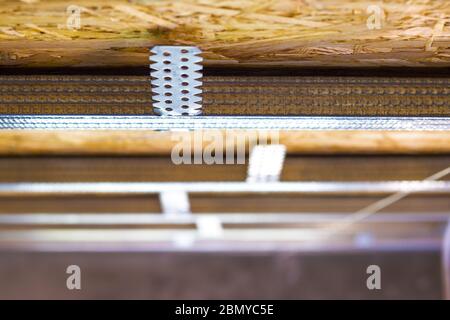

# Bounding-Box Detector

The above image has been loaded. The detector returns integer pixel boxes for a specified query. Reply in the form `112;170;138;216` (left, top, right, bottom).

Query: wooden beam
0;130;449;155
0;155;448;182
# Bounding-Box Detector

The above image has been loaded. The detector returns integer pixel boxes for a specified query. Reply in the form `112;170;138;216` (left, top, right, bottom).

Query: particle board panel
0;0;449;68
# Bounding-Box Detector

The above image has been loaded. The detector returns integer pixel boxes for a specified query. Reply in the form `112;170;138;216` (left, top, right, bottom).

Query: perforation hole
181;74;189;78
164;92;172;97
163;52;171;57
181;57;189;62
181;97;189;102
181;49;189;54
164;84;172;89
181;89;189;94
166;108;173;112
181;105;189;109
163;60;171;65
182;112;189;116
164;76;172;81
163;68;171;73
181;66;189;70
165;100;173;104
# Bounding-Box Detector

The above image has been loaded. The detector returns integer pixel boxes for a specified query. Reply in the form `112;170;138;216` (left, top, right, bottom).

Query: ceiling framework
0;0;449;300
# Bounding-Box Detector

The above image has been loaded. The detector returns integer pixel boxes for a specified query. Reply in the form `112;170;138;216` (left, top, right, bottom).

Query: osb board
0;130;449;155
0;0;449;68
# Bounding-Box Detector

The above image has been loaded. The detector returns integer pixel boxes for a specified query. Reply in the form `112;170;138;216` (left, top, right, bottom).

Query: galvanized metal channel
0;115;448;131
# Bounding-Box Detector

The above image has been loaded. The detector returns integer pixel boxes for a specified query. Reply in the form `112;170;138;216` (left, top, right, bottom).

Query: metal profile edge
0;213;447;226
0;116;448;131
0;181;449;195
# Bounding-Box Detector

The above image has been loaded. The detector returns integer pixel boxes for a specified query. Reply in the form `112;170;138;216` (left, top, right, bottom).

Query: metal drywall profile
0;116;447;131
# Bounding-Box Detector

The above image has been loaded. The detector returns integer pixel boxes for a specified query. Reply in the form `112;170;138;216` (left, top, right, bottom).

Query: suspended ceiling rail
0;181;449;195
0;116;448;131
0;213;447;226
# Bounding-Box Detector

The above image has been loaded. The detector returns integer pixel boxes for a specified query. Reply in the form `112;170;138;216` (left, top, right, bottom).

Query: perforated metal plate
150;46;203;116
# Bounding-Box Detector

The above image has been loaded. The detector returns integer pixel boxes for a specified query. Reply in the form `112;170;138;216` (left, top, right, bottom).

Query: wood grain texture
0;130;449;155
0;193;448;214
0;0;448;68
1;155;448;182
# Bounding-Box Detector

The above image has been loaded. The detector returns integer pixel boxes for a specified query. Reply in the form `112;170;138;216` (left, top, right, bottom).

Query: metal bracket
247;144;286;183
159;190;191;216
150;46;203;116
196;216;224;240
